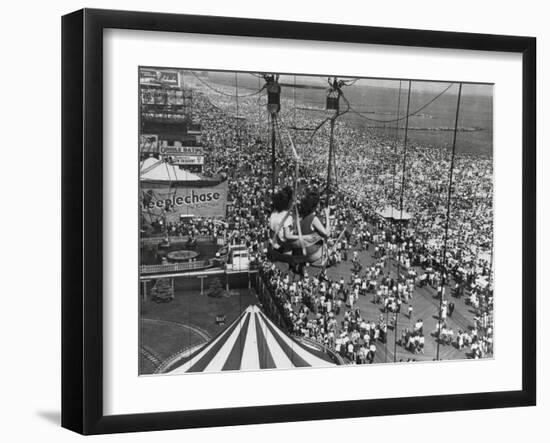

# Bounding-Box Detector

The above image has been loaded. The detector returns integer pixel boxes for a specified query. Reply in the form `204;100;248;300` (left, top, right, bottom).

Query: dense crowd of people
140;74;495;362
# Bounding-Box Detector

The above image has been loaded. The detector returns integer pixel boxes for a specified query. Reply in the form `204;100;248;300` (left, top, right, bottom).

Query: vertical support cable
436;82;462;361
271;113;276;193
396;80;412;283
235;72;240;177
293;75;297;127
333;128;339;190
235;72;242;358
394;80;412;362
326;117;336;207
391;81;402;218
398;80;412;221
276;114;306;256
257;75;261;140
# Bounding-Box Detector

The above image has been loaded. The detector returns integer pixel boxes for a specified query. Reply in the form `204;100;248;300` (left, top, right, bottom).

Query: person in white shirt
368;344;376;364
268;186;295;253
268;186;318;259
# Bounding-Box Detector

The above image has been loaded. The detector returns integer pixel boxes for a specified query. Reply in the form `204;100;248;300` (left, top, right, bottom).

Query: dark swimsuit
294;213;323;256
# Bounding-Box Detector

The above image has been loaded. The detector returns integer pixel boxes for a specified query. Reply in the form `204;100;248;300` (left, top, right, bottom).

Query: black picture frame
62;8;537;435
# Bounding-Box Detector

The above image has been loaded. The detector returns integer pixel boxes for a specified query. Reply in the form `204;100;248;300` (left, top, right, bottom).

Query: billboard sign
170;155;204;165
141;181;228;220
139;69;180;87
159;145;204;156
139;134;159;154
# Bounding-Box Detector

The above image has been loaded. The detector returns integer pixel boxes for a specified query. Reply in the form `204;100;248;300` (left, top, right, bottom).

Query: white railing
140;234;218;245
140;260;213;274
293;335;346;366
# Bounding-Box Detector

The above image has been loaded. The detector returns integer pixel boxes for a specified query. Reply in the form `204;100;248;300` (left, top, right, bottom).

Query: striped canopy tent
140;158;202;181
168;305;336;374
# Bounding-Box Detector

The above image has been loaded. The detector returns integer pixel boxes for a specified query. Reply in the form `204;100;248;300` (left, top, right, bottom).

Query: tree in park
206;277;224;298
151;277;174;303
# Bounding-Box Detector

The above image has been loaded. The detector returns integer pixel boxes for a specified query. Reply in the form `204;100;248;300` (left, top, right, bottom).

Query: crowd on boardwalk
141;74;494;363
258;243;493;363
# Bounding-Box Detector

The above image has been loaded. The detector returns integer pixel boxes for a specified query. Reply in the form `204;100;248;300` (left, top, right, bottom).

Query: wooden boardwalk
318;245;483;364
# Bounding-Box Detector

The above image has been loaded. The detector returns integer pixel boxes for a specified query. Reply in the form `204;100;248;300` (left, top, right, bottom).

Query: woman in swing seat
268;186;294;256
267;186;317;265
292;188;331;269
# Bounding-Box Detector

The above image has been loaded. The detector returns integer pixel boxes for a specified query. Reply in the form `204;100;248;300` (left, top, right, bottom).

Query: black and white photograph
138;67;494;375
0;0;545;440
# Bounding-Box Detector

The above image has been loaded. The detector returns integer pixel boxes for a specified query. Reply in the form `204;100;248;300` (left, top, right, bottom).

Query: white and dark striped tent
169;305;336;373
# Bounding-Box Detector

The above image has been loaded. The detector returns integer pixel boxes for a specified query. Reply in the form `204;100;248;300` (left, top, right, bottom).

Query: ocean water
204;72;493;157
336;84;493;157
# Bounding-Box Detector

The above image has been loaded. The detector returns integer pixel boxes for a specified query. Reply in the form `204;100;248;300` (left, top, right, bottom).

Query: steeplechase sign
141;181;228;219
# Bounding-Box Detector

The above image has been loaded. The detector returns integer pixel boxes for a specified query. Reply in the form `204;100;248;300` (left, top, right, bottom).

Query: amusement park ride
225;245;251;271
140;71;360;281
137;68;485;376
141;70;464;282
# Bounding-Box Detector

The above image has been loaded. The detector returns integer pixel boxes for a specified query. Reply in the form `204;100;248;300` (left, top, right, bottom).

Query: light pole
436;82;463;361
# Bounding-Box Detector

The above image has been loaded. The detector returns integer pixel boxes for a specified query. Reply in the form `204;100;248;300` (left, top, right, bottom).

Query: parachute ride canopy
376;205;412;222
168;305;337;373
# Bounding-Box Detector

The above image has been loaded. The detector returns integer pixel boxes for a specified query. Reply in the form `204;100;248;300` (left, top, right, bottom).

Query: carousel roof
168;305;335;373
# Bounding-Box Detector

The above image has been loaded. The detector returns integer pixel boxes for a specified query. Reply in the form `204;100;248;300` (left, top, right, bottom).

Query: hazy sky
278;75;493;96
197;70;491;97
